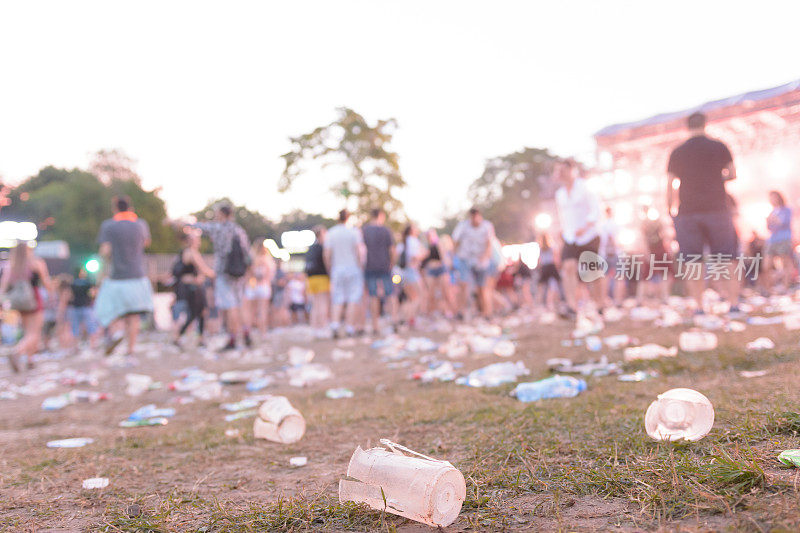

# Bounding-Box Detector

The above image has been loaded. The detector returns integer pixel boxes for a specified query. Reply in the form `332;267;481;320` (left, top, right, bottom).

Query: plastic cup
645;388;714;442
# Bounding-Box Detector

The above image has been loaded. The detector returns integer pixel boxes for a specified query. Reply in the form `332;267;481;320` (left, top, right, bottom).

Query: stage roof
595;78;800;138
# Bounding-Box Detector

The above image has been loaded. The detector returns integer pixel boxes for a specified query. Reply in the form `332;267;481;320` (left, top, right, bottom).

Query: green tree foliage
273;209;336;236
279;107;407;224
3;153;178;256
467;147;558;242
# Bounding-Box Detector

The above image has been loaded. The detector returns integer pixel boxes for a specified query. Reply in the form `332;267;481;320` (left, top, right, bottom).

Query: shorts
454;256;489;288
561;236;601;262
244;283;271;301
365;271;394;297
67;306;99;337
94;277;154;327
330;266;364;305
673;211;738;257
215;274;244;310
537;263;561;285
426;265;447;278
289;302;306;313
307;275;330;295
764;239;793;257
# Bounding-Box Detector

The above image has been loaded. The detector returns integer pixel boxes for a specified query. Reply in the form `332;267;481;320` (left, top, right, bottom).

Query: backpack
224;234;249;278
398;242;407;269
7;279;38;312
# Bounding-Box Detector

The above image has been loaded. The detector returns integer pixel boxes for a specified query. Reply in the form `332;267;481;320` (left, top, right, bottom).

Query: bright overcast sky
1;1;798;226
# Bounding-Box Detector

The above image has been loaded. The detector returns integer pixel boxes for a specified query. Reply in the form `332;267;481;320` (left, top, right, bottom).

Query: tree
89;149;140;184
467;147;558;242
273;209;336;236
279;107;407;224
3;165;178;257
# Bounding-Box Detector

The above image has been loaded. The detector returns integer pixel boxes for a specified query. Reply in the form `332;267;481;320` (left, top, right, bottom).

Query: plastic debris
289;456;308;467
603;334;634;350
778;449;800;468
644;388;714;442
125;373;154;396
42;390;112;411
746;337;775;351
739;369;769;378
287;363;332;387
724;321;747;332
679;331;718;352
190;382;224;400
253;396;305;444
492;339;516;357
127;404;175;421
618;370;659;382
47;438;94;448
331;348;354;361
584;335;602;352
414;362;457;383
224;409;258;422
119;417;169;428
512;375;587;402
82;477;109;489
246;376;274;391
623;344;678;361
547;356;620;377
747;315;784;326
326;387;354;399
287;346;315;365
339;439;465;527
456;361;529;387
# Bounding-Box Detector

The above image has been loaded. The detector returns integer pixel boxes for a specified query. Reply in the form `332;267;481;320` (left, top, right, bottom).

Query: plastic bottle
512;375;587;402
127;404;176;421
585;336;602;352
456;361;529;387
339;439;465;527
644;388;714;441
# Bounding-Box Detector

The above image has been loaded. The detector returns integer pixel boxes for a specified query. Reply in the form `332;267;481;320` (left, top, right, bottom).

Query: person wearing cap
324;209;365;337
93;195;154;356
452;207;496;318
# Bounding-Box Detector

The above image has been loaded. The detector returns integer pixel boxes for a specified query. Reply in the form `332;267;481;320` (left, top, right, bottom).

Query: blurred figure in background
286;272;308;324
638;206;671;303
362;209;397;333
324;209;365;338
452;207;496;319
398;223;425;327
305;225;330;337
598;206;623;306
535;233;564;311
66;268;99;350
243;240;275;338
764;190;795;292
172;230;215;346
0;241;52;372
422;229;456;317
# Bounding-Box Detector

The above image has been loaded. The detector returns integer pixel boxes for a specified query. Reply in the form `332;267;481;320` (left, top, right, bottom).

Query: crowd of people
1;112;797;372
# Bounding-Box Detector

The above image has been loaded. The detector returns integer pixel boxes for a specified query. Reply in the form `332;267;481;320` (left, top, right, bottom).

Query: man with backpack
192;204;251;350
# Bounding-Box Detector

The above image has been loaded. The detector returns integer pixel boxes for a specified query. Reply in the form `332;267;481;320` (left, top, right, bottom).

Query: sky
1;1;798;227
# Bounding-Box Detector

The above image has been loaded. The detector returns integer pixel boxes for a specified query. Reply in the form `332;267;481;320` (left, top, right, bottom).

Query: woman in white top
399;223;426;327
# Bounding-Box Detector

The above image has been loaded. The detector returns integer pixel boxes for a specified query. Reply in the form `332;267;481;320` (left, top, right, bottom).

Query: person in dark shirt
667;112;740;313
304;225;330;336
66;267;99;347
361;208;398;333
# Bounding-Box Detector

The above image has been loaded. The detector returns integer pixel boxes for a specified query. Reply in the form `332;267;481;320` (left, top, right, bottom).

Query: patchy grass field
2;310;800;532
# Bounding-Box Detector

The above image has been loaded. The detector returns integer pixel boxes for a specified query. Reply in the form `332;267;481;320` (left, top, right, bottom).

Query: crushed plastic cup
125;373;153;396
287;363;332;387
644;388;714;442
82;477;109;489
253;396;306;444
746;337;775;351
679;331;718;352
455;361;529;387
191;381;224;400
584;335;602;352
603;334;633;350
339;439;466;528
778;449;800;468
47;437;94;448
289;456;308;467
623;344;677;361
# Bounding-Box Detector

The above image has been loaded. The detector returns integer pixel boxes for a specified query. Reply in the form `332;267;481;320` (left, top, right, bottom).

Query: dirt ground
2;299;800;532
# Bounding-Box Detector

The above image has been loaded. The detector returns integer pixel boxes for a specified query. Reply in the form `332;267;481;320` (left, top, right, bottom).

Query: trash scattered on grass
253;396;305;444
82;477;109;489
119;417;169;428
623;344;678;361
456;361;529;387
289;456;308;467
127;404;175;421
47;438;94;448
287;346;315;365
512;375;587;402
339;439;465;527
287;363;332;387
547;356;620;377
224;428;241;438
644;388;714;442
739;369;769;378
42;390;111;410
618;370;659;382
414;362;457;383
746;337;775;351
777;449;800;468
679;330;718;352
326;387;354;399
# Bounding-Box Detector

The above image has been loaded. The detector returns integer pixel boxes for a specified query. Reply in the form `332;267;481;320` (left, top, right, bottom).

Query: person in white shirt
324;209;365;337
452;207;496;318
598;206;623;306
554;159;604;318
